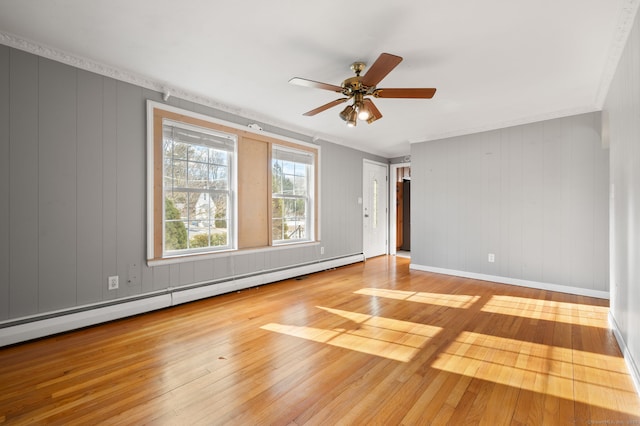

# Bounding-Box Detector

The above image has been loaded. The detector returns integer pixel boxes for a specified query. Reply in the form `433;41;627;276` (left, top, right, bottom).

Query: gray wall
0;45;384;322
604;5;640;382
410;112;609;293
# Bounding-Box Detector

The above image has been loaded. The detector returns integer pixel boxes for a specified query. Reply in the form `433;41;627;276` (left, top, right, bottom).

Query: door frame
389;162;410;256
362;159;389;258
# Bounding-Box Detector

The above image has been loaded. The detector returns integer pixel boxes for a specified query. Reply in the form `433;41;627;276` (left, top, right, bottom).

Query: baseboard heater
0;254;364;348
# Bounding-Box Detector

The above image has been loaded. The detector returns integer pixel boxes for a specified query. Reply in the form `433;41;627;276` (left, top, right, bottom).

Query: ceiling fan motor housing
342;76;365;95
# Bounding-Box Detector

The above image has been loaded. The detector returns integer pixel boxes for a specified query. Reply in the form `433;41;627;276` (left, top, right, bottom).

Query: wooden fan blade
374;88;437;99
289;77;343;93
363;98;382;123
360;53;403;87
303;98;348;116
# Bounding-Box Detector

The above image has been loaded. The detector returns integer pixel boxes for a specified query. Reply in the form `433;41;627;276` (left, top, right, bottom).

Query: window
147;101;319;263
271;145;314;244
162;120;236;256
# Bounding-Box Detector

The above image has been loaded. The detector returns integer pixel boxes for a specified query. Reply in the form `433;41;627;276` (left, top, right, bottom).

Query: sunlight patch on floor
261;307;441;362
481;295;609;327
355;288;480;309
432;331;640;416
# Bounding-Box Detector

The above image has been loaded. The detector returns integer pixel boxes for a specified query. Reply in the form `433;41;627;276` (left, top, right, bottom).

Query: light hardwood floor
1;256;639;425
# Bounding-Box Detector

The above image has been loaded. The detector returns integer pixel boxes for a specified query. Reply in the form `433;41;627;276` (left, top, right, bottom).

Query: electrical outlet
320;246;325;255
488;253;495;263
108;275;119;290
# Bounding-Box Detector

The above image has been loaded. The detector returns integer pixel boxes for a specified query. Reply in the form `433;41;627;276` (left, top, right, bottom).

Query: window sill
147;241;321;267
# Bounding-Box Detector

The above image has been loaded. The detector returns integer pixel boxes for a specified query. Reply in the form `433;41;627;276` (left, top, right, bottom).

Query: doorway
362;159;388;258
389;162;411;257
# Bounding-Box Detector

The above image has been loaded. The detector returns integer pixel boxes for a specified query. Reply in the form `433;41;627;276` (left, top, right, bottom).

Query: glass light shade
356;102;370;121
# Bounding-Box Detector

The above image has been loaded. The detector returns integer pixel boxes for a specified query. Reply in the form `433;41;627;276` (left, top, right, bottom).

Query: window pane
295;198;306;217
210;165;228;190
189;230;210;248
272;160;283;193
164;195;188;250
282;174;294;195
210;148;228;166
272;198;283;220
272;218;284;241
212;193;228;230
295;163;307;177
284;198;297;217
170;159;187;188
210;229;228;247
282;161;295;175
163;157;173;187
172;142;189;160
190;144;209;163
193;192;212;222
166;191;189;219
297;221;306;239
187;161;209;189
294;175;306;195
187;224;205;248
163;138;172;159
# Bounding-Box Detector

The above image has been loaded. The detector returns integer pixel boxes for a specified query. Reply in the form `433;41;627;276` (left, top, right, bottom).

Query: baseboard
409;263;610;299
170;254;364;305
0;294;172;348
609;312;640;396
0;254;364;347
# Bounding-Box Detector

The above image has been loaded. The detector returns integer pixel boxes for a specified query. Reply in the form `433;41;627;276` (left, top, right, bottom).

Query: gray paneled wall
8;49;39;317
319;142;371;257
410;112;609;292
0;45;378;322
604;5;640;384
0;46;8;319
39;58;78;312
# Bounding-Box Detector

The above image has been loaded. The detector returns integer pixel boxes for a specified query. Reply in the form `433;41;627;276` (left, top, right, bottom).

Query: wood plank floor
1;256;639;425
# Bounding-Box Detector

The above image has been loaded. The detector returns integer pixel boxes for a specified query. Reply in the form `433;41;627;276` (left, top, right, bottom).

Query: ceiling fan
289;53;436;127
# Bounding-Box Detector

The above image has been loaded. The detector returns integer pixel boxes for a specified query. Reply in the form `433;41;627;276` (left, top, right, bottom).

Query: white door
363;160;388;258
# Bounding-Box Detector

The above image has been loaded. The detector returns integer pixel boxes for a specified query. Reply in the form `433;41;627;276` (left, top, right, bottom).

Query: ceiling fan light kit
339;93;370;127
290;53;436;127
339;104;357;126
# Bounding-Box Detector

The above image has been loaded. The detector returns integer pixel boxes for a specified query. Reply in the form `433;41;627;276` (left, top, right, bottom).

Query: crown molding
410;105;600;144
595;0;640;108
0;30;325;147
0;31;169;97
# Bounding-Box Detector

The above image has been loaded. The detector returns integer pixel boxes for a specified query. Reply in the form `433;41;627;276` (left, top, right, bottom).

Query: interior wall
410;112;609;295
0;45;384;322
604;4;640;385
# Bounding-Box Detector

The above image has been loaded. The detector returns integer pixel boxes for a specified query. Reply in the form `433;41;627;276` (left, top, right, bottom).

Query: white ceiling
0;1;638;158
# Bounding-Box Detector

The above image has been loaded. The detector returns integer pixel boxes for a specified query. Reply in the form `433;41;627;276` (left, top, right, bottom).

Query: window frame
147;100;320;265
271;145;315;245
161;119;237;256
